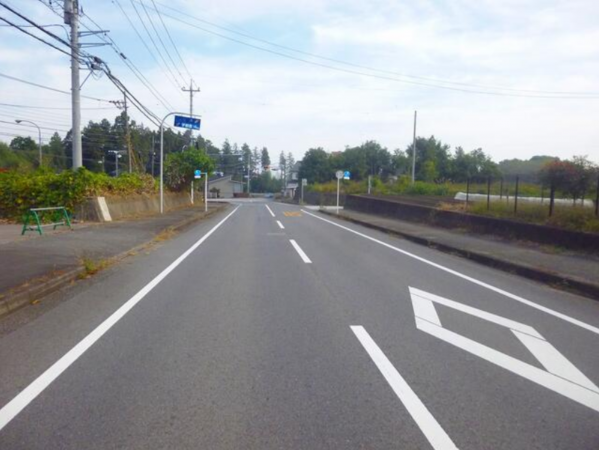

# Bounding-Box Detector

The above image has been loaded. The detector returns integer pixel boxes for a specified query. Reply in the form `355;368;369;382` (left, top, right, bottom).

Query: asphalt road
0;199;598;449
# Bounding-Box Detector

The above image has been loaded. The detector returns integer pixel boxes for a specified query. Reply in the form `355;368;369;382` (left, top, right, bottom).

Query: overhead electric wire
138;0;186;85
116;0;184;93
0;102;117;110
0;15;72;57
149;0;193;81
0;72;112;102
144;1;599;99
77;10;176;111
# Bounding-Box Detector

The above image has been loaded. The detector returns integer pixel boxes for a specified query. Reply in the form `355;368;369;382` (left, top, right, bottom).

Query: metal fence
462;175;599;217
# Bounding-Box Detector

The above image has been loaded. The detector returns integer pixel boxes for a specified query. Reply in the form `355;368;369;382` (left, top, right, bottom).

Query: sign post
205;173;208;212
160;112;202;214
335;170;343;215
301;178;307;204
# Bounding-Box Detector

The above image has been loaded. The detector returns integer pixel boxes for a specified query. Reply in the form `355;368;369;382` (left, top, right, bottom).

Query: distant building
208;175;245;198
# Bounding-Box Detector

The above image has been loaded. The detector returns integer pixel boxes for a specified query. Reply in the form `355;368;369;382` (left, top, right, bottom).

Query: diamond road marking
410;287;599;413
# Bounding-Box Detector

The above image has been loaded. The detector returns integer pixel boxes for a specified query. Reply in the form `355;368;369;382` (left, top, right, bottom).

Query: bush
467;201;599;234
0;168;157;220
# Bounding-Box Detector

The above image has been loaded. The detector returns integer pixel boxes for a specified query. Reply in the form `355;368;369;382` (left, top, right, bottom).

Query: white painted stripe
302;210;599;336
290;239;312;264
265;204;275;217
0;206;241;432
351;326;459;450
512;330;599;392
410;287;542;339
411;295;442;327
416;318;599;412
276;220;285;229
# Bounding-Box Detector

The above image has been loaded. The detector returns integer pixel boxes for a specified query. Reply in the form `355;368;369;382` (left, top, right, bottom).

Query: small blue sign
194;169;202;179
174;115;201;130
343;171;351;180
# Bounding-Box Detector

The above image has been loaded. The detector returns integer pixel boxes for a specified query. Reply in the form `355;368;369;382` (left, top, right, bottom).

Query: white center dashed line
290;239;312;264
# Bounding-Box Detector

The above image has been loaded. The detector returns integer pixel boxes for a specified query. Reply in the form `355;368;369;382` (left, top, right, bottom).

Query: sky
0;0;598;164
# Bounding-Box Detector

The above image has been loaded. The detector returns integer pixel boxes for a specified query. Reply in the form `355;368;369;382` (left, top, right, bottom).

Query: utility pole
110;95;131;173
182;80;200;202
151;134;155;176
181;79;200;145
411;110;417;184
124;93;131;173
247;151;251;195
65;0;82;169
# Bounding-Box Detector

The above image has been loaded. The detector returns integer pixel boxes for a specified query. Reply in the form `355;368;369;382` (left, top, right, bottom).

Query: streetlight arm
15;119;42;166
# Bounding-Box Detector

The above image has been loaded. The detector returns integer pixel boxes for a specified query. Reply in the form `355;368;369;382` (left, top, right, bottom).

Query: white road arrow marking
409;287;599;413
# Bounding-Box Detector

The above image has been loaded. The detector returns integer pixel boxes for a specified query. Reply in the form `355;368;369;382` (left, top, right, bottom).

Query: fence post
595;175;599;216
540;186;544;204
549;183;555;217
466;177;470;211
500;178;504;200
514;176;519;214
487;176;491;210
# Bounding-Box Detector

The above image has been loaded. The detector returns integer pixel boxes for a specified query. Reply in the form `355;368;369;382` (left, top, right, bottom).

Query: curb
0;204;228;319
320;210;599;301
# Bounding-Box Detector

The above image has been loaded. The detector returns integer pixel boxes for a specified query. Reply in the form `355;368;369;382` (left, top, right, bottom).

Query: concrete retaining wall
301;191;346;206
345;195;599;252
76;192;194;222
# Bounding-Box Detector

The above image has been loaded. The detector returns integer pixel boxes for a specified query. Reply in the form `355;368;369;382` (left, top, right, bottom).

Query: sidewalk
320;208;599;300
0;204;227;317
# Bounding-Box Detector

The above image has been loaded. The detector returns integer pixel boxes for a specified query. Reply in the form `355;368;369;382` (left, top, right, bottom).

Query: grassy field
443;200;599;234
307;177;599;234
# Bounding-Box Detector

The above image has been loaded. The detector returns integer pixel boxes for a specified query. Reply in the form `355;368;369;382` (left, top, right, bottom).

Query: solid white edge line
276;220;285;229
351;326;459;450
265;204;275;217
289;239;312;263
0;206;241;432
302;209;599;336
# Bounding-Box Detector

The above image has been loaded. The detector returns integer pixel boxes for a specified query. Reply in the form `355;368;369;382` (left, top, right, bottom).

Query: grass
464;201;599;234
79;257;108;278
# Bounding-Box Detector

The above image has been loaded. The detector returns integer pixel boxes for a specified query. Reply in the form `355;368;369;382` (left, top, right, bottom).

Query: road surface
1;200;598;449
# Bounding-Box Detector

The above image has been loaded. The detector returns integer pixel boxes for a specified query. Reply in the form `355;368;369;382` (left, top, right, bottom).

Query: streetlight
15;119;42;166
160;112;202;214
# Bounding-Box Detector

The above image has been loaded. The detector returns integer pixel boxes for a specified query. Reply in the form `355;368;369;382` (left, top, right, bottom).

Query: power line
115;0;183;93
76;9;176;111
0;15;71;57
149;0;193;81
138;0;186;85
0;72;112;102
145;2;599;99
0;102;117;110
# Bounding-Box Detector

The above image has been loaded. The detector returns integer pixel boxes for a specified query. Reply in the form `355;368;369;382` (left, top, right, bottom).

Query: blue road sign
174;115;201;130
194;169;202;179
343;171;351;180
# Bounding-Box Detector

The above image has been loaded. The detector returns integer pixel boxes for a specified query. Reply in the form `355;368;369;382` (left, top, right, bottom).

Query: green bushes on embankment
0;168;157;219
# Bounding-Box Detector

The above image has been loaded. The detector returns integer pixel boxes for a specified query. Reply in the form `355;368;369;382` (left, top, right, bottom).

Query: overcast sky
1;0;598;163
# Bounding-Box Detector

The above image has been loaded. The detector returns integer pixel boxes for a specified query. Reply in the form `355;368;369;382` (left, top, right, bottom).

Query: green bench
21;207;72;236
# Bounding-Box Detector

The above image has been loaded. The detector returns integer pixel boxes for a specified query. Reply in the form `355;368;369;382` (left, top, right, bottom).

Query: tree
252;147;260;174
261;147;271;169
9;136;37;152
298;147;330;183
287;152;295;176
164;148;215;191
221;139;235;175
46;133;66;170
279;151;287;184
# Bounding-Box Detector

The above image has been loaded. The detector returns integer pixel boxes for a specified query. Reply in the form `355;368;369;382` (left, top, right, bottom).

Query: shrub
0;168;157;220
